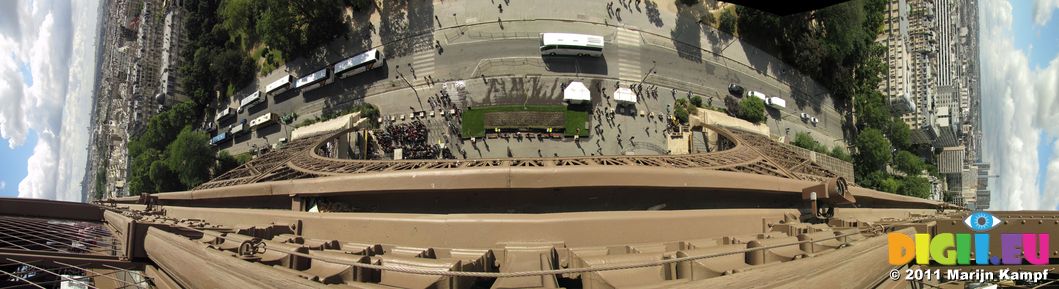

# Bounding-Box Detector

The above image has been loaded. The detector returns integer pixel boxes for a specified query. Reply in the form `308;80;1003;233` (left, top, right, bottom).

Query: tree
257;0;300;57
93;170;107;200
346;0;372;11
854;128;892;174
890;120;912;150
256;0;345;58
149;160;183;193
792;132;827;153
214;150;241;177
719;9;737;35
830;145;852;162
674;106;690;124
219;0;260;45
899;176;932;199
165;127;215;189
854;90;889;130
737;96;766;123
893;150;925;175
690;95;703;108
878;177;901;194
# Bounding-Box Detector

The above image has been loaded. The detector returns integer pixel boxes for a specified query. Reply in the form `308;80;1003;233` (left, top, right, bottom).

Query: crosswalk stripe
615;29;641;80
410;50;435;76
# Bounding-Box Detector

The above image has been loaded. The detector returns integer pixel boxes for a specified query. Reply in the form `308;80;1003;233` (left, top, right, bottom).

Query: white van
766;97;787;109
746;91;768;101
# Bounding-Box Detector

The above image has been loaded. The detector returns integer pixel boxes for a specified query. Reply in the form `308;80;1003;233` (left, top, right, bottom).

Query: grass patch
461;105;588;138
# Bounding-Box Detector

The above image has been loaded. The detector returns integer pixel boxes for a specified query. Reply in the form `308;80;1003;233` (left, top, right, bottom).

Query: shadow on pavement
543;56;609;75
479;77;563;107
379;0;436;59
671;4;703;63
645;0;664;27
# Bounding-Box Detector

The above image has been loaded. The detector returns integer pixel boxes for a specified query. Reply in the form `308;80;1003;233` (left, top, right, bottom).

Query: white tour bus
249;112;279;130
539;33;605;57
334;49;385;79
215;107;235;122
265;75;292;96
238;91;263;112
295;68;329;92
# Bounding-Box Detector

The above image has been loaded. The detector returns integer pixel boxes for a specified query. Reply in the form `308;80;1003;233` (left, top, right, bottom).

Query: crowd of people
375;121;454;160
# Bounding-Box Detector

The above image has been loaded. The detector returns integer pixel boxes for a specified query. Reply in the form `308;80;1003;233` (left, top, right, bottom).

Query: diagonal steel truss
194;125;853;190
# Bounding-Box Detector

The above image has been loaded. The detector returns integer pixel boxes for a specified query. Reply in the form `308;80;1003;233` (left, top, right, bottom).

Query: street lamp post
397;71;419;98
639;61;657;84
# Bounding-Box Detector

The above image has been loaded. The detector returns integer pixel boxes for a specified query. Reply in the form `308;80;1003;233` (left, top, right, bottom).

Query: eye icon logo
964;211;1002;232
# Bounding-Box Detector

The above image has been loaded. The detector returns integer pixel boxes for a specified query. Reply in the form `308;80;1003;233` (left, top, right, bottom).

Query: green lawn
461;105;588;138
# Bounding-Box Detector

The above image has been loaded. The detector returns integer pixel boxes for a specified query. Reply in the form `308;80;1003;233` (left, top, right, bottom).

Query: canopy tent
614;87;637;104
563;81;591;104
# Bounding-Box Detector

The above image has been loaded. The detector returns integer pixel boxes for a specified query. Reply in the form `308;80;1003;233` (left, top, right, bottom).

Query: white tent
614;87;637;104
563;81;591;104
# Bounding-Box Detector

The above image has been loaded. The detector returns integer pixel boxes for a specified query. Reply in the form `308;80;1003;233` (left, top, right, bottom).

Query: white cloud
1043;140;1059;211
1034;0;1059;26
980;0;1059;210
0;1;100;202
0;180;6;191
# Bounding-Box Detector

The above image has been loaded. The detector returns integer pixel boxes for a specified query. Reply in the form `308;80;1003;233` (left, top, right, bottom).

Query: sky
979;0;1059;210
0;0;101;201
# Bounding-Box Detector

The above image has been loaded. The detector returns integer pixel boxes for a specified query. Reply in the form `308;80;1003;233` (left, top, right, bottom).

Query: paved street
215;0;847;156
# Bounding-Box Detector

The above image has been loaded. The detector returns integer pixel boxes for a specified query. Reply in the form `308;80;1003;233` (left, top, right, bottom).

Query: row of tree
735;0;887;101
790;132;851;162
733;0;935;198
126;103;242;195
179;0;257;108
218;0;346;65
179;0;347;108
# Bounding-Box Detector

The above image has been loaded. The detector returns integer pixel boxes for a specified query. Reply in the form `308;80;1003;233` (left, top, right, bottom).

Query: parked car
800;113;810;120
811;117;819;125
728;83;745;97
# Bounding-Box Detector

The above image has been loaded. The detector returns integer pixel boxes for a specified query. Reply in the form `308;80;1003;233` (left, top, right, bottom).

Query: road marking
410;49;436;78
615;29;642;81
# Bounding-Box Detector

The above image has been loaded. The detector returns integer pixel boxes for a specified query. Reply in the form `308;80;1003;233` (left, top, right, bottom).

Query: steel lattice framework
194;125;851;190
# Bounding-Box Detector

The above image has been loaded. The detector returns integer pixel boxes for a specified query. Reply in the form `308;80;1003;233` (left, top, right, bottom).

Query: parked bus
215;107;235;122
249;112;279;130
334;49;385;79
238;91;263;112
230;119;248;136
209;132;228;146
539;33;604;57
265;75;292;96
295;68;329;92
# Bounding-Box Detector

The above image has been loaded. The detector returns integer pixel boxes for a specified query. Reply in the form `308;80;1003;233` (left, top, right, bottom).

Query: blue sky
0;61;34;198
1011;0;1059;203
979;0;1059;210
0;131;33;197
0;1;101;201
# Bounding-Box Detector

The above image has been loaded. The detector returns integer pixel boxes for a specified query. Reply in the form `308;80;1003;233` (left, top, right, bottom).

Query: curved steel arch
193;125;851;191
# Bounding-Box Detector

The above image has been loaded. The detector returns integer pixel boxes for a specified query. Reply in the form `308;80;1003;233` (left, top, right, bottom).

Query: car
728;83;745;96
800;113;810;120
810;117;819;125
